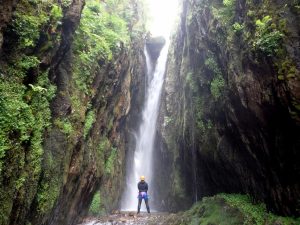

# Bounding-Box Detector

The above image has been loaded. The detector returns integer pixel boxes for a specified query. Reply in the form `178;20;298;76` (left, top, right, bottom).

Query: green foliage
196;119;205;133
73;0;130;93
98;137;111;153
166;195;300;225
61;0;72;8
29;84;47;93
107;117;114;131
36;178;59;214
255;15;272;30
223;0;235;7
0;82;33;144
212;0;236;26
35;134;61;215
220;194;265;224
205;57;221;76
277;58;298;81
0;71;55;171
253;16;283;56
25;71;56;169
185;72;198;93
0;0;59;216
89;191;105;216
247;10;255;17
204;56;225;100
105;147;117;175
210;76;225;99
168;195;244;225
220;194;300;225
13;12;47;48
194;96;215;142
54;118;73;135
8;55;40;78
11;0;63;55
0;69;56;223
232;22;244;33
255;31;283;56
164;116;173;126
50;4;63;21
18;56;40;71
84;110;96;138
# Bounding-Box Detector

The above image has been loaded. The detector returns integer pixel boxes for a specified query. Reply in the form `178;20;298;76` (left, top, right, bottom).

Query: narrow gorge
0;0;299;225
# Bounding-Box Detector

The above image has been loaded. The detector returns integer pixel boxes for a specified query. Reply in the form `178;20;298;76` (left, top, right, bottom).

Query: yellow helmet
140;175;145;181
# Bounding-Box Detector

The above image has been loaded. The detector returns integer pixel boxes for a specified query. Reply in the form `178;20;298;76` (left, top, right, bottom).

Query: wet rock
77;212;170;225
146;36;166;62
0;1;147;225
156;0;300;217
112;210;121;215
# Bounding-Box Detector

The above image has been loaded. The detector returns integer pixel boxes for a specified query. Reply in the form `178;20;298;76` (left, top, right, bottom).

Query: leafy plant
223;0;235;7
89;191;105;216
210;76;225;99
219;194;300;225
255;30;283;56
220;194;265;224
203;56;226;99
213;0;236;26
185;72;198;93
205;57;222;76
36;179;59;214
167;194;300;225
50;4;63;22
232;22;244;33
164;116;173;126
84;110;96;138
13;8;48;48
61;0;72;8
0;70;55;200
253;15;283;56
7;55;40;78
73;0;130;93
98;137;111;153
105;147;117;175
54;118;73;135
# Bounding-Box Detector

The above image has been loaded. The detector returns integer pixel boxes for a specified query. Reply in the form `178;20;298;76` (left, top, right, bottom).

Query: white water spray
121;42;169;211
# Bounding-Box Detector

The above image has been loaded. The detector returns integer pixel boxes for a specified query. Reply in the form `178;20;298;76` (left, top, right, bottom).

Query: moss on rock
163;194;300;225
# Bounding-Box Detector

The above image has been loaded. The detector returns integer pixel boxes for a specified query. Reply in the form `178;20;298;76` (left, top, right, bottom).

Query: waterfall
121;42;169;211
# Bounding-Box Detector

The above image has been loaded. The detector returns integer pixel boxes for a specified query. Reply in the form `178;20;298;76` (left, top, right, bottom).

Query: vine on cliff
73;0;130;94
0;0;62;223
253;15;283;56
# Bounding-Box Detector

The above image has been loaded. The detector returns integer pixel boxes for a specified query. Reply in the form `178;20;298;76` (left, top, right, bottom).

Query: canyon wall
0;0;146;224
157;0;300;216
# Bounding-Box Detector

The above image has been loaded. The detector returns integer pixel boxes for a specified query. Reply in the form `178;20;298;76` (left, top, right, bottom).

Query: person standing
137;175;150;213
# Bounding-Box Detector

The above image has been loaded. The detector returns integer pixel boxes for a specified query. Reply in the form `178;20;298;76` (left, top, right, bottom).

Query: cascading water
121;42;169;211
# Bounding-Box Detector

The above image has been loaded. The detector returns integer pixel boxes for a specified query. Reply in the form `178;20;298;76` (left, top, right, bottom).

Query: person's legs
137;198;142;213
145;198;150;213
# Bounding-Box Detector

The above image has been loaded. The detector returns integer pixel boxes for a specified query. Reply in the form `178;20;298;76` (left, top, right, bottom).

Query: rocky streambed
77;212;171;225
77;195;300;225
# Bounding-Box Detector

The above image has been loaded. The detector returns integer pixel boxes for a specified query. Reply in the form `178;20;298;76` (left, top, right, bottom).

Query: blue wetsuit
137;181;150;213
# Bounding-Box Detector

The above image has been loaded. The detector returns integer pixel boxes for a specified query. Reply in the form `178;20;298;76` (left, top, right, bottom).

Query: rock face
162;194;300;225
0;0;18;52
157;0;300;216
146;36;166;62
0;0;147;225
